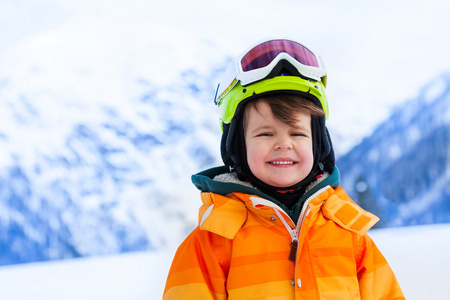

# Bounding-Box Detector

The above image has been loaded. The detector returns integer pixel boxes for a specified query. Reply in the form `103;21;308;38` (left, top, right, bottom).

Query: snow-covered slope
0;223;449;300
337;72;450;227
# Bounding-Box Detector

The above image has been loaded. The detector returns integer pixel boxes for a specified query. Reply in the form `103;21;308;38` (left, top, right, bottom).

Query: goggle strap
216;79;238;104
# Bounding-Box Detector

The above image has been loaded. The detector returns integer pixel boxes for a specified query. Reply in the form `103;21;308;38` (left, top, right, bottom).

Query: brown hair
244;94;325;126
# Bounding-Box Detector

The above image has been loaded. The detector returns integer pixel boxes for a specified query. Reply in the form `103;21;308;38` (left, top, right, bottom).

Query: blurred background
0;0;449;299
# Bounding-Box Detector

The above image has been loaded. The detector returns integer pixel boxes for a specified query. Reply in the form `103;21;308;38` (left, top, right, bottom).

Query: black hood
220;94;335;205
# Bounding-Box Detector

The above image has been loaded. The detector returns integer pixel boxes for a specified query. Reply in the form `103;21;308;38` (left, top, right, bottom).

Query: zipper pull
288;239;298;262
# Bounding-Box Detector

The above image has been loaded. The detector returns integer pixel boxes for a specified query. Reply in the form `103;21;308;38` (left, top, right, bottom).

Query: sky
1;0;450;155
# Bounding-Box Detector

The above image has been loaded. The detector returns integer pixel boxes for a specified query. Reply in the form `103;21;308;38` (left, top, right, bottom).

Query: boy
163;38;404;299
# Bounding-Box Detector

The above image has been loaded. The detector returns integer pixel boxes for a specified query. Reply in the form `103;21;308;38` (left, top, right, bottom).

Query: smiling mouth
269;161;296;165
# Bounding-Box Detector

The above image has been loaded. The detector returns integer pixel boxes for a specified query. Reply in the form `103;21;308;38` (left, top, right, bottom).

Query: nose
274;136;293;150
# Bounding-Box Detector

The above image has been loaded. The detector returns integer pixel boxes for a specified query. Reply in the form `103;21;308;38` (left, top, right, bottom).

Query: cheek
302;144;314;166
295;141;314;161
246;142;267;170
246;145;260;165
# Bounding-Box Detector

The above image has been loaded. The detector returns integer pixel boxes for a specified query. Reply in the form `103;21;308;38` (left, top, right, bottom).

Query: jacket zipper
250;185;330;261
273;186;330;262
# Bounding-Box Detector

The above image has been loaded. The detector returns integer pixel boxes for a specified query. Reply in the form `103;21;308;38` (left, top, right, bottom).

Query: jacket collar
192;166;341;221
197;182;379;239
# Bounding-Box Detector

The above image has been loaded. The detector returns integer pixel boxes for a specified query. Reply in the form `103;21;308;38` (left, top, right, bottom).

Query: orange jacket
164;167;404;299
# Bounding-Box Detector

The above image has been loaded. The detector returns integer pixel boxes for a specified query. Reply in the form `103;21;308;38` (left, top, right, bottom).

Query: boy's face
244;100;314;188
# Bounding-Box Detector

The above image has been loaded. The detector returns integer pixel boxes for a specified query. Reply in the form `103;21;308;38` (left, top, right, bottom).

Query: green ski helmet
217;75;328;127
215;38;334;184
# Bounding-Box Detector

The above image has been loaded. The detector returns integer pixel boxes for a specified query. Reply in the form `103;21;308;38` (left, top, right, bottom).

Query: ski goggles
214;38;327;105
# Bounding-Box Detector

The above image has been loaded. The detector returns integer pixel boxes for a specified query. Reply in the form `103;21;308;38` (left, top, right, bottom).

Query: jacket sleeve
355;234;405;300
163;227;230;300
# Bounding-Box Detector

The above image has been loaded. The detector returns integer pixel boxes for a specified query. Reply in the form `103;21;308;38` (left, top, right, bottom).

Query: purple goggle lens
240;39;319;72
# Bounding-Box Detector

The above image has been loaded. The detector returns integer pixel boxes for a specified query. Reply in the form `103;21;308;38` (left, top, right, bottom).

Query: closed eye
256;132;272;137
291;132;308;137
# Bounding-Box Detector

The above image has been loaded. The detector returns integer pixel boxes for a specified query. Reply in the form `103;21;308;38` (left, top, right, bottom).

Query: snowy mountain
2;59;450;266
0;58;226;266
337;72;450;228
1;0;449;266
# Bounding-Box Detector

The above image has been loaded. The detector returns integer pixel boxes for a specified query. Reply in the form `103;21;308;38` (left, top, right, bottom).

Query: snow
0;223;448;299
1;0;450;298
369;224;450;299
0;250;173;299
